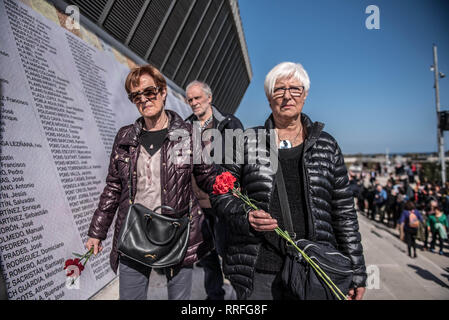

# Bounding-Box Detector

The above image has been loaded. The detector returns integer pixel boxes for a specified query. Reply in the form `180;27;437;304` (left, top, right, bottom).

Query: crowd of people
349;164;449;258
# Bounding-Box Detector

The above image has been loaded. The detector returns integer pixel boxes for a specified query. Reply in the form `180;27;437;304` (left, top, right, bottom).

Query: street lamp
431;44;446;184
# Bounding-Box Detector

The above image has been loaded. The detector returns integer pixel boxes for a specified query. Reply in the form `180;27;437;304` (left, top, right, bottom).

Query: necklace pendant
149;144;154;149
280;140;292;149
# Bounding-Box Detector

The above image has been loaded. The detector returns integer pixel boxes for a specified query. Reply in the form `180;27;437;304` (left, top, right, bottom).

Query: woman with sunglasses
85;64;217;300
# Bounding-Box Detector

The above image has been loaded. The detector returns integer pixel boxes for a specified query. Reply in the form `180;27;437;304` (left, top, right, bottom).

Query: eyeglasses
272;86;305;99
128;86;160;104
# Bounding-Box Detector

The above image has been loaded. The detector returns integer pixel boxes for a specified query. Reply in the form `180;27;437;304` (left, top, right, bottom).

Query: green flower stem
73;248;94;266
83;249;94;266
232;187;347;300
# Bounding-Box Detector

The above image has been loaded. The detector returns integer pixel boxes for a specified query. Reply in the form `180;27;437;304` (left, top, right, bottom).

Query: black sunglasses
128;86;160;104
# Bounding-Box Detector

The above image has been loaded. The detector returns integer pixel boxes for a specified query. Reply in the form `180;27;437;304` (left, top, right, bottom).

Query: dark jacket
186;105;244;208
185;105;244;133
211;113;367;299
87;110;216;273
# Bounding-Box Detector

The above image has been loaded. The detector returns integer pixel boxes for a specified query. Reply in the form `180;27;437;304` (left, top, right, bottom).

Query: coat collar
264;113;325;151
212;105;226;122
185;104;225;124
120;109;189;147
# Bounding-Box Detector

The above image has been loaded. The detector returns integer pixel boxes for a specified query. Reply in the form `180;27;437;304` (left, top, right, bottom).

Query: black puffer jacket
211;113;367;299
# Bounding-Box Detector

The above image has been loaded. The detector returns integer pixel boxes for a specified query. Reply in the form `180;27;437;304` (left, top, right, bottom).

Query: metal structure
432;44;446;184
55;0;252;114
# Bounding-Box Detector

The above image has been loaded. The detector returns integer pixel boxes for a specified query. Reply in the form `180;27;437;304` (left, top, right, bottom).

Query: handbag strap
128;160;133;204
276;161;296;240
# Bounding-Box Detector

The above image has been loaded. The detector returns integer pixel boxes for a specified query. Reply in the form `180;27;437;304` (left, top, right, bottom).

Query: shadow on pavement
393;244;407;254
407;264;449;290
442;268;449;283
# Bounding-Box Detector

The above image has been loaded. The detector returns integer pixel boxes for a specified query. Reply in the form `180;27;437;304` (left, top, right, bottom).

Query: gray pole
433;44;446;184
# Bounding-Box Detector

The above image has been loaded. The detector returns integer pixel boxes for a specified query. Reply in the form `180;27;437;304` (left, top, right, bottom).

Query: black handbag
281;239;354;300
275;162;354;300
117;163;191;268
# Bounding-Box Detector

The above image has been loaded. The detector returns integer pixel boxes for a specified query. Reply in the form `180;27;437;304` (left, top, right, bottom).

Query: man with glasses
185;80;243;300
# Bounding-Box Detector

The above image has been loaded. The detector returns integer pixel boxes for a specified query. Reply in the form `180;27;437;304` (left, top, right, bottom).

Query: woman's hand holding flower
248;209;278;232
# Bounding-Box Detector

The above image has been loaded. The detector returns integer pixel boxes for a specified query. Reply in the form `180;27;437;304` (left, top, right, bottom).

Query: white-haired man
185;80;243;300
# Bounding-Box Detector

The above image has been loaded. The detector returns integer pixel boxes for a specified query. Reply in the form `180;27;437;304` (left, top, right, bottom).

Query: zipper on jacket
129;146;140;204
302;151;317;241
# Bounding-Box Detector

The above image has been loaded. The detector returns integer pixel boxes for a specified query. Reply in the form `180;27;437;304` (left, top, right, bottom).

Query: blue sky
234;0;449;155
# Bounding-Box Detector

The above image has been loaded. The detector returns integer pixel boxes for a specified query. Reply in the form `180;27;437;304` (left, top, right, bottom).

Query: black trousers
200;208;226;300
246;271;297;300
430;231;444;252
423;227;429;249
405;229;418;256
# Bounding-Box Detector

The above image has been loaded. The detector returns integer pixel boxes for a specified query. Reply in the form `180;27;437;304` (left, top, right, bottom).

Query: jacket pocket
115;154;131;184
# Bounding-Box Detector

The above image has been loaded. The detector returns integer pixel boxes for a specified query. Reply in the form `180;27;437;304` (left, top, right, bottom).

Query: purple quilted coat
87;110;216;273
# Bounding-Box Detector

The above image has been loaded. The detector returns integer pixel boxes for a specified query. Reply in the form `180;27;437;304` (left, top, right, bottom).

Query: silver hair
264;62;310;98
186;80;213;97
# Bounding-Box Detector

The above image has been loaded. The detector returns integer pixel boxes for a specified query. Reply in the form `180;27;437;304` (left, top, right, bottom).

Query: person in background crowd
373;185;387;222
356;178;367;213
364;184;375;218
370;170;377;185
403;180;415;202
422;200;439;251
394;191;406;229
399;201;424;258
384;181;395;225
427;204;448;255
388;173;396;186
349;173;362;202
407;163;415;183
386;187;398;227
85;65;217;300
441;192;449;217
434;185;442;199
185;80;243;300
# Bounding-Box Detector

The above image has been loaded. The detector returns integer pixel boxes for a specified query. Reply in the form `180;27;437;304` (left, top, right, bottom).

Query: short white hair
186;80;212;97
264;62;310;98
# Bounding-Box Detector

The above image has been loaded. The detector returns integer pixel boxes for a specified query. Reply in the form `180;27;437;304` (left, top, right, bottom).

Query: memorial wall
0;0;191;299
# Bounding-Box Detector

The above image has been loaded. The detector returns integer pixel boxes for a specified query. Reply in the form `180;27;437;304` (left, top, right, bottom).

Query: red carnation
213;172;237;195
64;248;93;280
64;259;74;268
221;172;236;186
213;180;229;195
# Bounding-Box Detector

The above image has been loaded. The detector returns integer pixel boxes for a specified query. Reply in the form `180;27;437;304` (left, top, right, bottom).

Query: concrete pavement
90;211;449;300
359;212;449;299
90;258;236;300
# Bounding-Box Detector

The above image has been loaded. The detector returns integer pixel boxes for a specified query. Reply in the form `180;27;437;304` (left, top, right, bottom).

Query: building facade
62;0;252;114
